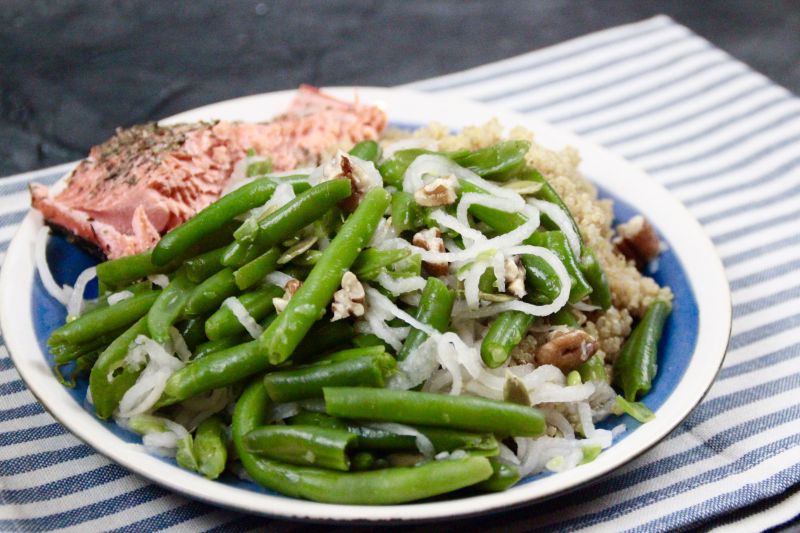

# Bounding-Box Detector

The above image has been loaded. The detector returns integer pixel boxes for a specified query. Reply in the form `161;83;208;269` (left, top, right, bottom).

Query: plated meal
28;86;677;504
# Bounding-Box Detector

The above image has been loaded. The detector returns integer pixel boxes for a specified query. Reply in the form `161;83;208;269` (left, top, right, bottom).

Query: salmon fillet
30;85;387;259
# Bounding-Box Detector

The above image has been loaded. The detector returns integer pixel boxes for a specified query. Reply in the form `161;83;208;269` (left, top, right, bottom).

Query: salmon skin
30;85;386;259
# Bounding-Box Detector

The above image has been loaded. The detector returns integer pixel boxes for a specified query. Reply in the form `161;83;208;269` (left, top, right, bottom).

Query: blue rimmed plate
0;87;730;523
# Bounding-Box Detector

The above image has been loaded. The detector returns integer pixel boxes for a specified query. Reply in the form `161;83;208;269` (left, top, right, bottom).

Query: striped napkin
1;15;798;532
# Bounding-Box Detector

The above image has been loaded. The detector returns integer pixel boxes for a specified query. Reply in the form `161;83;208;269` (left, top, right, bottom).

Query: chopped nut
272;279;302;314
535;330;598;372
412;227;449;276
613;215;661;270
331;271;366;321
413;174;458;207
504;256;527;298
318;150;381;212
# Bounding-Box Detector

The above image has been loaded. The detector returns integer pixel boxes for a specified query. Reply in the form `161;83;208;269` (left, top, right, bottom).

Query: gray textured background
1;0;799;176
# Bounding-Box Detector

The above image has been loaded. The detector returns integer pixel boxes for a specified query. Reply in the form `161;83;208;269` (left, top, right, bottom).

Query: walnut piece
413;174;458;207
331;271;366;321
504;256;527;298
613;215;661;270
412;227;449;276
318;150;381;212
272;279;302;314
535;330;598;373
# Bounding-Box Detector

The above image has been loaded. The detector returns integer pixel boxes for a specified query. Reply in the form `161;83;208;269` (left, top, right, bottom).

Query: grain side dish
33;87;672;504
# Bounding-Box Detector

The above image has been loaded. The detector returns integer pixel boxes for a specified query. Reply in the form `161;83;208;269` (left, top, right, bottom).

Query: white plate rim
0;86;731;523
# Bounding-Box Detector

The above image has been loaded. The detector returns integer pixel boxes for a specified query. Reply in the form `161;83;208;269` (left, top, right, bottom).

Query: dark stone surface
0;0;798;176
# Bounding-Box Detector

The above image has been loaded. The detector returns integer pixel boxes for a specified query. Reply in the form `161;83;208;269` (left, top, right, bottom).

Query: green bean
148;269;196;343
260;188;390;365
324;388;545;436
528;231;592;303
579;354;607;383
233;381;493;504
350;451;376;471
397;277;454;361
378;149;432;189
152;178;277;266
49;291;159;347
232;179;352;247
351;333;392;351
129;415;194;469
481;311;534;368
246;159;272;177
614;300;671;401
453;140;530;180
351;247;411;282
204;284;283;340
289;411;348;430
95;252;177;289
263;354;395;403
177;317;207;351
551;306;578;327
52;327;126;365
613;396;655;423
185;247;227;283
193;415;228;479
292;320;355;362
193;335;243;361
89;317;149;419
312;345;386;363
348;140;382;163
517;168;583;243
233;247;280;290
245;425;357;471
161;340;265;405
580;248;612;310
474;459;521;492
520;254;562;305
390;191;424;233
184;268;237;317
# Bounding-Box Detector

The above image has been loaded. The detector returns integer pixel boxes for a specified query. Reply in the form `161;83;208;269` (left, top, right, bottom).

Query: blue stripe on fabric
1;464;129;505
421;18;674;92
108;500;213;533
619;91;791;156
733;285;800;318
633;462;800;532
567;69;751;134
645;109;800;174
0;172;63;197
0;485;168;532
0;444;94;475
0;379;26;395
0;402;44;422
713;211;800;246
0;422;65;446
519;52;726;116
674;372;800;436
723;231;800;267
729;257;800;291
532;434;800;532
476;33;699;103
603;83;776;149
0;208;27;229
728;314;800;351
698;184;800;225
0;357;15;371
719;344;800;380
670;142;800;194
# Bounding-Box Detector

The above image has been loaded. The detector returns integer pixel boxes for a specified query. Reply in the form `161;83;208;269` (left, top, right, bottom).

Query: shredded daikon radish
34;227;71;305
268;402;302;423
148;274;169;288
544;408;575;439
498;442;521;465
365;287;437;337
381;137;438;160
366;423;435;458
169;327;192;362
612;424;627;437
528;199;581;257
66;266;96;318
387;337;439;390
264;271;295;288
529;382;596;405
107;290;134;305
375;272;427;295
117;336;184;417
429;209;485;246
572;301;601;312
403;155;522;204
456;192;525;230
223;297;263;339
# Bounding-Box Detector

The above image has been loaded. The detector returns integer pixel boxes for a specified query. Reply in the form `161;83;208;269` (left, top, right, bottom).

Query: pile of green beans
46;137;672;505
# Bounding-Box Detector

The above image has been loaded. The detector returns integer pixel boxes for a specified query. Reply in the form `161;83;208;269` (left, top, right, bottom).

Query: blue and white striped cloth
1;15;798;531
